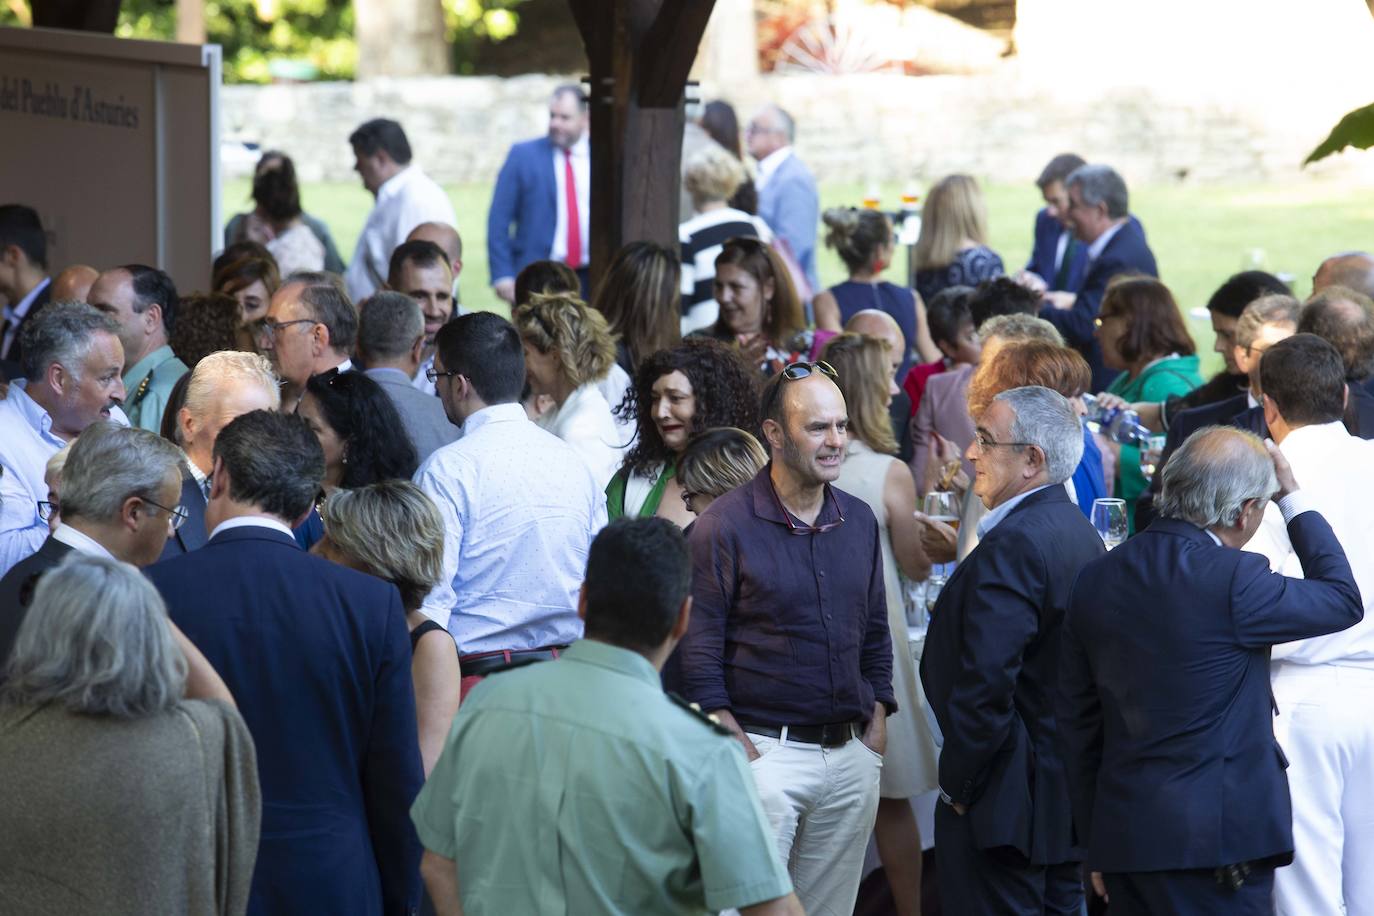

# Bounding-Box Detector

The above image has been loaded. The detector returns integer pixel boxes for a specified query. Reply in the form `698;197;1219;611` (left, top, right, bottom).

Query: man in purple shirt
678;361;894;916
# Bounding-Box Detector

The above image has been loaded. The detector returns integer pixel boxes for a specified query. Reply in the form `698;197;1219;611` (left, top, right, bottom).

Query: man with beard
677;361;894;916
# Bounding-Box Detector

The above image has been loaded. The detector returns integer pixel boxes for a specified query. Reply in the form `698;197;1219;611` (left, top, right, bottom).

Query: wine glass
1139;434;1167;483
923;491;960;532
1091;498;1128;550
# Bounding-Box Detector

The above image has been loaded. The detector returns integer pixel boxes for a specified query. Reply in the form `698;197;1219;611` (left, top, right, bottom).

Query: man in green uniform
88;264;187;432
411;517;801;916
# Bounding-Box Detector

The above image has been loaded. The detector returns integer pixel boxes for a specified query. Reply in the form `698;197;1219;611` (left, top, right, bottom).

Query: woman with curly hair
606;337;761;525
170;291;248;367
513;292;625;488
297;370;419;496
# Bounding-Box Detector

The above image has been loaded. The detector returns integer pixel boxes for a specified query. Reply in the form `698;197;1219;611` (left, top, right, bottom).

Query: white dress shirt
208;515;296;541
536;382;626;490
344;166;457;303
1245;421;1374;668
1085;219;1127;264
414;402;606;652
975;483;1057;539
1;275;50;359
51;523;115;559
0;380;66;576
549;134;591;267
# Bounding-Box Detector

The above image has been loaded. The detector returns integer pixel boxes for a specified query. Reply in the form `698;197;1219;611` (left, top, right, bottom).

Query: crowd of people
1;82;1372;916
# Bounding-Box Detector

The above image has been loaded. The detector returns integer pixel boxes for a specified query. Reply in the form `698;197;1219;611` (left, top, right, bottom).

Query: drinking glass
1091;498;1128;550
1139;434;1167;483
923;491;960;533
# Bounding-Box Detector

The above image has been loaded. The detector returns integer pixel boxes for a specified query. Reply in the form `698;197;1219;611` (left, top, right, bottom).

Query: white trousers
1272;662;1374;916
745;731;882;916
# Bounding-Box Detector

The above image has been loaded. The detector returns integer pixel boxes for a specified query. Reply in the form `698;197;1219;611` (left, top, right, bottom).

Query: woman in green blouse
1096;276;1203;532
606;338;761;526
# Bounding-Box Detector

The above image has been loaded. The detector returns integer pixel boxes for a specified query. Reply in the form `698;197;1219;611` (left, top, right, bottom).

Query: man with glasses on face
677;361;893;916
747;105;819;297
252;271;356;413
919;385;1103;915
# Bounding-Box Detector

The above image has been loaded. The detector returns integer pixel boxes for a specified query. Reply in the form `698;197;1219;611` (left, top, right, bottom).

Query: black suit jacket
0;536;74;668
919;485;1105;864
158;472;210;561
1;280;51;367
1040;218;1158;391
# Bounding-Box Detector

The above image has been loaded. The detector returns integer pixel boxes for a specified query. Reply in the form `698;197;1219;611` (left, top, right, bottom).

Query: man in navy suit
487;85;590;303
148;410;423;915
1041;164;1158;391
747;105;819;297
920;385;1105;914
0;204;52;366
159;351;281;561
1059;427;1363;914
1020;153;1087;295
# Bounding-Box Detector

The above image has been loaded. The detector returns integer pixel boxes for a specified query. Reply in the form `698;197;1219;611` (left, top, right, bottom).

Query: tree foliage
1305;101;1374;167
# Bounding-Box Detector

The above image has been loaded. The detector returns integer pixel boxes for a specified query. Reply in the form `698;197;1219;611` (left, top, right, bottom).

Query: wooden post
568;0;717;292
176;0;206;44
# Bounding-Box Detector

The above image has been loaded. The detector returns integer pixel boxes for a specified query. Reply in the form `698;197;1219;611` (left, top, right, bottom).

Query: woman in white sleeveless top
823;333;939;916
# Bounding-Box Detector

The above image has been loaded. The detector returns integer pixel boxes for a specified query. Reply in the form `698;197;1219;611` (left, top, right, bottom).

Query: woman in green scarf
606;337;762;525
1096;276;1203;532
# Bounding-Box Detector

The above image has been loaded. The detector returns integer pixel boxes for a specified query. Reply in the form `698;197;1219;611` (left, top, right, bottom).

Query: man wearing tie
0;204;52;368
487;85;591;303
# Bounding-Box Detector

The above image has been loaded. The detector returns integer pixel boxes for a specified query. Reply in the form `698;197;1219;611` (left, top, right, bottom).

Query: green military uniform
122;344;188;432
411;639;793;915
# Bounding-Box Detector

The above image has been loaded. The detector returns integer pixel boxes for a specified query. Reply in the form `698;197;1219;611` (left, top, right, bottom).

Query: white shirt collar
2;275;50;323
461;402;527;436
755;146;793;190
51;523;116;559
1086;218;1128;262
375;165;417;203
209;515;295;540
1204;528;1223;546
977;483;1056;538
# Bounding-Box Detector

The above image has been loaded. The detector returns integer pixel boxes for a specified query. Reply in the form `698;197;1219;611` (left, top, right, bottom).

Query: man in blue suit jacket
487;85;590;303
1059;426;1363;914
920;386;1105;914
1022;153;1087;294
148;410;423;916
1041;164;1158;391
747;105;819;297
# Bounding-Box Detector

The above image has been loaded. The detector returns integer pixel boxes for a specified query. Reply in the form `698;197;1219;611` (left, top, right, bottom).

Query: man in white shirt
0;204;52;366
344;119;457;303
0;301;125;576
414;311;606;697
1244;333;1374;916
253;271;356;412
486;85;591;303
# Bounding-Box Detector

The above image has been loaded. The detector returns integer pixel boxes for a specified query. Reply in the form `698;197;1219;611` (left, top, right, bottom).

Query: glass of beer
923;491;960;532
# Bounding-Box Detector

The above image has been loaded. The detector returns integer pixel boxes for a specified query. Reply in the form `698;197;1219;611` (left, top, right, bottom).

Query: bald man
1313;251;1374;300
49;264;98;303
406;221;463;287
846;308;913;461
747;104;818;297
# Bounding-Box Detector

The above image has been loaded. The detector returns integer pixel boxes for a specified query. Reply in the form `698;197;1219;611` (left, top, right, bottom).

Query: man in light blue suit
747;105;819;298
487;85;591;304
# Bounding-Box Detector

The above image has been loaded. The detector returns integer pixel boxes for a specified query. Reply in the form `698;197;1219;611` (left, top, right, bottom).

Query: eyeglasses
141;497;190;531
251;317;317;344
767;475;845;535
972;430;1034;453
425;366;462;383
680;489;698;510
37;500;59;522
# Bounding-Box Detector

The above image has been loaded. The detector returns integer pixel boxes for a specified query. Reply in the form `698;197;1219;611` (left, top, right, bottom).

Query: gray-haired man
359;290;459;463
0;301;126;575
0;422;187;664
920;385;1106;914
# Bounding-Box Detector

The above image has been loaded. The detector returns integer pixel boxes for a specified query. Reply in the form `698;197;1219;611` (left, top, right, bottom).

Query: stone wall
221;65;1374;189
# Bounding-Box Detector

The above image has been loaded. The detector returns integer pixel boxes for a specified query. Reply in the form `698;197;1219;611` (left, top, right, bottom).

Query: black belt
740;721;861;747
459;646;565;677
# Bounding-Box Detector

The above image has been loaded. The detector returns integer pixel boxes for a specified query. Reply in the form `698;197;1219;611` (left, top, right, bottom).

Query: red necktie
563;149;581;268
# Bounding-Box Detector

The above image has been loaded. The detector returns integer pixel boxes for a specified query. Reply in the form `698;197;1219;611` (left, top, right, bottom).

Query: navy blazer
757;153;820;294
1025;208;1087;292
919;485;1105;865
1;280;49;366
148;525;423;915
1041;217;1158;392
1058;513;1362;873
486;136;557;283
0;535;74;669
158;472;210;561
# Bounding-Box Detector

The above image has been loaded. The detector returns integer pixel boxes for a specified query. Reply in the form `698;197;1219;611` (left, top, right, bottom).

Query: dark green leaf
1305;101;1374;166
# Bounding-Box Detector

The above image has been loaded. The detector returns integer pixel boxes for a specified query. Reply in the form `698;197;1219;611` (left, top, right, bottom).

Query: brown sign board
0;27;220;291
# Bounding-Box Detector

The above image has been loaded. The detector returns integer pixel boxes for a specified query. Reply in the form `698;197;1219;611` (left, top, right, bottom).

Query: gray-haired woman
0;554;260;916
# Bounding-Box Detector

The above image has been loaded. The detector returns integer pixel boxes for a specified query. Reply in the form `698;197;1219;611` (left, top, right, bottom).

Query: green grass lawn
226;176;1374;377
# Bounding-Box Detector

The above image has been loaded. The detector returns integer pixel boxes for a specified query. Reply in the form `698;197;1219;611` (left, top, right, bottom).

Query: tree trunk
355;0;450;79
176;0;206;44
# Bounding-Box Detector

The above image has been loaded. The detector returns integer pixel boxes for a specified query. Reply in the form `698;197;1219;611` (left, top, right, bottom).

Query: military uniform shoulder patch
667;692;733;736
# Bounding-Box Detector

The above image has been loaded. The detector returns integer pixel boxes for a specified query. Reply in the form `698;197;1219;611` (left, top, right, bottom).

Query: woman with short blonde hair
513;292;626;487
675;426;767;516
913;174;1004;303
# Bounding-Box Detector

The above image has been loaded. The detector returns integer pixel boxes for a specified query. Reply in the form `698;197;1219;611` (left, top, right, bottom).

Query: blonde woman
675;426;768;517
316;481;458;777
679;144;773;334
913;174;1004;303
822;331;937;916
513;292;624;488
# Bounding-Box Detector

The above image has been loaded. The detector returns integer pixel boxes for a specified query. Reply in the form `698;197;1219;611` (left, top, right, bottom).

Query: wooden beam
566;0;609;65
637;0;716;107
